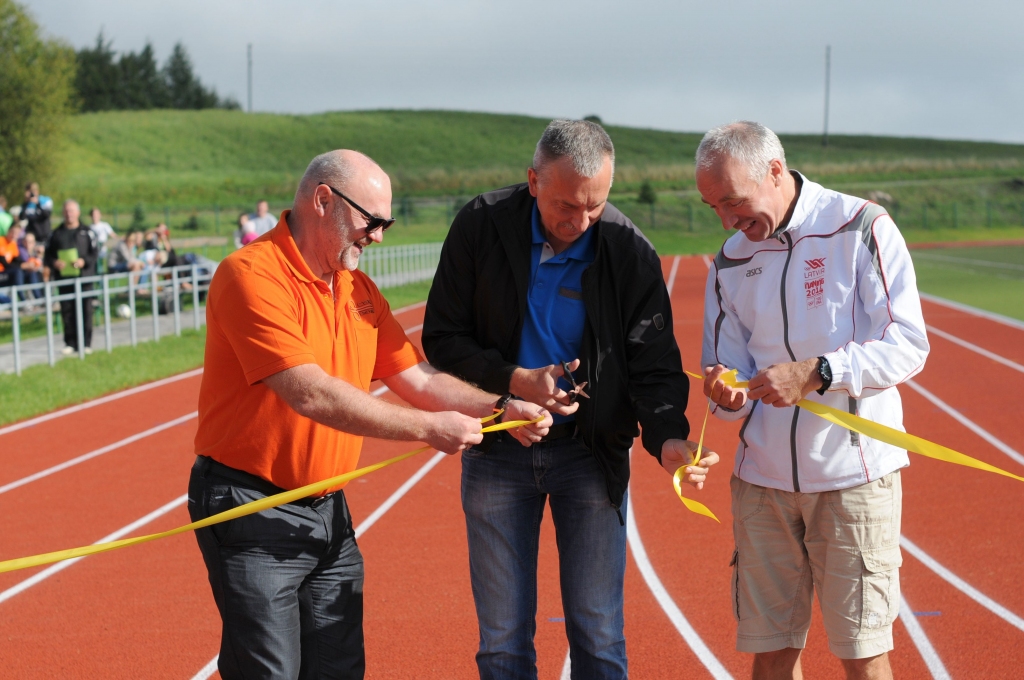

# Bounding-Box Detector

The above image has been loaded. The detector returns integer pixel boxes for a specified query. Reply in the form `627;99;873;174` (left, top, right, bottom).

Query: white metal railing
0;261;216;376
358;242;443;289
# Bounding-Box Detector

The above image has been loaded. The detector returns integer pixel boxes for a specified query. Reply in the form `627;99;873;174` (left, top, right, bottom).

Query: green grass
381;279;432;311
911;245;1024;320
57;109;1024;212
0;327;206;426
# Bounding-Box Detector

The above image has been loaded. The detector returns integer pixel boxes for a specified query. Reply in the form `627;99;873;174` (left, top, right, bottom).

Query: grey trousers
188;456;365;680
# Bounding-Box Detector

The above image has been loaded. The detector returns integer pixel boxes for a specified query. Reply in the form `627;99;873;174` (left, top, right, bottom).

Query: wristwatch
493;393;513;422
816;356;832;395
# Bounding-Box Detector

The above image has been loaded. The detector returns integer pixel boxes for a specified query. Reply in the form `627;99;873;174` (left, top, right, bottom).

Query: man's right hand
509;359;582;417
52;259;64;271
704;364;747;411
424;411;484;455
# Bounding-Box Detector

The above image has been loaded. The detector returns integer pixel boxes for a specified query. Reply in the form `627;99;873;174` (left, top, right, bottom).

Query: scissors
561;361;590;403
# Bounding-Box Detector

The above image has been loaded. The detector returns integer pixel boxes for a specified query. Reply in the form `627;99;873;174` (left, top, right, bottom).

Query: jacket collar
774;171;824;239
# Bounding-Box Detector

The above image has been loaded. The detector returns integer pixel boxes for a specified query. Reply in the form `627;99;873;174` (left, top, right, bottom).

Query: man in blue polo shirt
424;119;719;679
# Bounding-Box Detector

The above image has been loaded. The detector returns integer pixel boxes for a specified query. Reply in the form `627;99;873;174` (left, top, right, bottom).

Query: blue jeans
462;435;627;680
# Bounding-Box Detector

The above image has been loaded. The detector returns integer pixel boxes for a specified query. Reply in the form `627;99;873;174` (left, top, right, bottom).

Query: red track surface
1;259;1022;678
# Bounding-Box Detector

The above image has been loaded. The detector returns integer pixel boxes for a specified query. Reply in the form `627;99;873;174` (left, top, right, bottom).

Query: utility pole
822;45;831;147
247;43;253;113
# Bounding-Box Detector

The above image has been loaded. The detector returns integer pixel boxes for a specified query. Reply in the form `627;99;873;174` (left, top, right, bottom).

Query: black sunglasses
319;182;396;234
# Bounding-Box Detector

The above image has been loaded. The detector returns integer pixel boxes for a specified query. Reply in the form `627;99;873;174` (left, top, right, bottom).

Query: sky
23;0;1024;144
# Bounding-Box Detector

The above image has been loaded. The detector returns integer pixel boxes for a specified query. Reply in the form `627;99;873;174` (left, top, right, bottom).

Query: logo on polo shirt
349;299;374;317
804;258;826;309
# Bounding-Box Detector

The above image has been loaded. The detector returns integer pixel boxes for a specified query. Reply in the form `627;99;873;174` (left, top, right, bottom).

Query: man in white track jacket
697;122;929;680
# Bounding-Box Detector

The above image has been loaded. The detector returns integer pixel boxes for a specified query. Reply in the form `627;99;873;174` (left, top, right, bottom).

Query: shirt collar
270;210;350;293
774;170;823;238
530;201;596;262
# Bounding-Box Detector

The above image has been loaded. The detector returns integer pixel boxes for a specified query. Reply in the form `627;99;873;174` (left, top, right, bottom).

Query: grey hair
533;119;615;184
695;121;786;182
295;151;359;203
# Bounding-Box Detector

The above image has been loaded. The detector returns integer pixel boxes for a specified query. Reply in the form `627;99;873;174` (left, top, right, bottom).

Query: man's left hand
746;358;822;407
502;399;553;447
73;258;85;269
660;439;720;490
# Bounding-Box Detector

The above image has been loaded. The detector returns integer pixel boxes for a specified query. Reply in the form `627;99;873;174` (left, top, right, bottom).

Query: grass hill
60;109;1024;208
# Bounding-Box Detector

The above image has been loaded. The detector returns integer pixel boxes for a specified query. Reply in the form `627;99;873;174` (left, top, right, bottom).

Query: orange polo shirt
194;212;422;492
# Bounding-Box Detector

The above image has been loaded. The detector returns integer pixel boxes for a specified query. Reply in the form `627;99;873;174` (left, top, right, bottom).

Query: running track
0;256;1021;678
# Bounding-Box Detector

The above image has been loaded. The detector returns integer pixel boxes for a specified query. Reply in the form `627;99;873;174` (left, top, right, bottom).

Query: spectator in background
144;222;179;267
18;229;44;300
240;217;258;246
0;196;13;236
89;208;116;270
233;212;250;249
108;229;145;273
249;199;277;236
43;200;98;355
21;182;54;244
0;223;21;285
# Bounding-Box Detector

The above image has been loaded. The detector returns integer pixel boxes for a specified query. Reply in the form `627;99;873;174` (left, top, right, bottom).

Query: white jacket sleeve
701;262;756;421
822;216;929;397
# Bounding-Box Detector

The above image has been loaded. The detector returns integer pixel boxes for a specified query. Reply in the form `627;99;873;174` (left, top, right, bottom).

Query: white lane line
666;256;681;297
190;446;449;680
559;648;571;679
189;656;220;680
354;451;446;538
898;593;951;679
0;412;198;496
0;368;204;438
392;300;427;316
905;380;1024;468
701;254;713;270
900;535;1024;633
625;488;732;679
919;292;1024;332
404;323;423;334
0;494;187;605
927;325;1024;374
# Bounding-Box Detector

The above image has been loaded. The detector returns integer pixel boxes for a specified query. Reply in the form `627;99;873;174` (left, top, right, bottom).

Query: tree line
75;32;239;112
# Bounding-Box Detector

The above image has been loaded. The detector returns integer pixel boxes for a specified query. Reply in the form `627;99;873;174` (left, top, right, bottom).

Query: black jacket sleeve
624;258;690;463
422;202;519;394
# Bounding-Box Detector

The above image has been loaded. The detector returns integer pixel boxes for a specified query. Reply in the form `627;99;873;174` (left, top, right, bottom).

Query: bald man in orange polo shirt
189;150;552;680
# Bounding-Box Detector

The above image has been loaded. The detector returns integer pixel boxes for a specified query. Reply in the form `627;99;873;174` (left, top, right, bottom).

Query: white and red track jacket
702;173;930;493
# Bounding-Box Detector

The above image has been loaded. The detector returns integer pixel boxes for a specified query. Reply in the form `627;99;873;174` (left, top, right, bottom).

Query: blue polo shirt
516;202;595;424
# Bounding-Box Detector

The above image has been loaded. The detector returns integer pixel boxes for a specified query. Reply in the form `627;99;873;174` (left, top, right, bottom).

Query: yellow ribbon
671;398;720;522
0;416;542;576
685;369;1024;484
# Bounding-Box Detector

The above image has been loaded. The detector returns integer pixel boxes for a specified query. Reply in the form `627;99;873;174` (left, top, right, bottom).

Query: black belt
540;422;577;442
193;456;336;505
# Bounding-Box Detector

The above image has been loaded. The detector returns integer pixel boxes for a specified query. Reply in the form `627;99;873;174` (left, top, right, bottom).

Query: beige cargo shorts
730;471;903;659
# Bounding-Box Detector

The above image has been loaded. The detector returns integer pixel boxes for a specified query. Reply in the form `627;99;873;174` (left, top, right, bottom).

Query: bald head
63;199;81;227
294;150;389;207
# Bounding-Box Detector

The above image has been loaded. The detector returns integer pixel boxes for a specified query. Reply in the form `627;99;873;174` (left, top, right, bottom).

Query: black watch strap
493;393;513;422
816;356;832;395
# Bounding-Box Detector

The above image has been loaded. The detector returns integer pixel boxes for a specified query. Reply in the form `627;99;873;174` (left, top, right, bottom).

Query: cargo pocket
859;545;902;634
729;549;741;621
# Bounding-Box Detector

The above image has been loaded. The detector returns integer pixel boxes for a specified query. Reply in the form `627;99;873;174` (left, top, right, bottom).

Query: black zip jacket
422;183;690;509
43;223;98;280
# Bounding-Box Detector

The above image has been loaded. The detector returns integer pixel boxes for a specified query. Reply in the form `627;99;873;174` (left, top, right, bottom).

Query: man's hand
501;399;553;447
52;259;65;271
660;440;720;490
509;359;582;417
704;364;747;411
747;358;822;407
423;411;484;455
73;258;85;269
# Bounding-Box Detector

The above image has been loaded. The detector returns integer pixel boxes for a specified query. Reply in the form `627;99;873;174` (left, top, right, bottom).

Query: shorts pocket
731;475;767;526
860;545;902;634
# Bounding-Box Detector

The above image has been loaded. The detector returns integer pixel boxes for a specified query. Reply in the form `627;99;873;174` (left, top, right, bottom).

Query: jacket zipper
779;231;801;492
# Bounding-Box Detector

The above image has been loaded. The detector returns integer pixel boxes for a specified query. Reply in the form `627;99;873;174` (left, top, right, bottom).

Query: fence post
172;268;182;336
114;207;119;230
102;274;113;352
164;205;170;226
215;204;220;235
922;204;928;230
74;278;85;359
151;270;161;342
45;281;55;366
192;264;201;330
987;201;993;228
953;203;958;230
129;272;138;347
11;285;21;376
